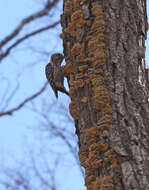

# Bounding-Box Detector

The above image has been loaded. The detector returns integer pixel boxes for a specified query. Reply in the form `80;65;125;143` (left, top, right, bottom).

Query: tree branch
0;22;59;61
0;0;59;49
0;82;48;117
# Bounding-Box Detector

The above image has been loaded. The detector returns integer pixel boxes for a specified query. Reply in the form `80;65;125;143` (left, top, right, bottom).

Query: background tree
61;0;149;189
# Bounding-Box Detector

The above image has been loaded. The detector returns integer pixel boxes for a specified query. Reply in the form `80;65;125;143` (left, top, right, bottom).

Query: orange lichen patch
76;54;84;62
69;87;75;99
90;73;104;80
97;117;110;127
88;136;96;144
64;0;71;15
65;57;71;65
92;50;106;60
99;124;110;131
111;158;118;165
73;0;80;11
85;126;99;137
101;105;113;115
87;151;99;162
91;21;105;34
74;80;85;88
76;19;86;28
86;168;95;180
88;73;98;80
110;164;120;173
88;142;99;152
94;96;110;106
65;1;116;187
94;68;103;74
92;59;106;67
104;150;115;157
86;183;94;190
85;158;102;169
94;94;110;102
91;77;105;86
88;141;108;153
97;141;108;152
88;40;105;51
84;57;91;62
94;84;108;92
78;65;88;71
69;101;79;120
81;160;89;168
87;33;105;41
71;10;88;28
94;159;102;168
92;55;106;67
91;80;108;88
93;99;106;110
89;49;105;60
96;42;106;50
93;91;110;100
85;175;96;186
81;96;88;103
88;39;99;50
98;114;113;125
110;163;119;171
76;73;85;80
59;33;65;40
87;67;94;74
93;176;114;190
78;145;88;164
63;63;74;75
89;49;105;58
85;79;91;85
71;10;83;23
94;91;108;99
69;80;74;86
79;156;88;167
69;75;75;86
93;19;106;29
65;23;76;36
102;130;110;137
91;3;104;18
88;40;96;50
71;43;83;56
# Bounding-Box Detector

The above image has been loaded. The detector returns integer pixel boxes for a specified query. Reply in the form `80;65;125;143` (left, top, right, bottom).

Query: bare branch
0;75;10;106
0;22;59;61
0;82;48;117
0;0;59;49
38;113;84;176
1;82;20;111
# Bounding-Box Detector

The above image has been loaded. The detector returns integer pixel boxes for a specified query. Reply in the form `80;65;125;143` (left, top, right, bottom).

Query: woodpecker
45;53;69;98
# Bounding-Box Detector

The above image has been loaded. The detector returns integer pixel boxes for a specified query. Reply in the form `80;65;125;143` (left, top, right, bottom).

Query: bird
45;53;69;98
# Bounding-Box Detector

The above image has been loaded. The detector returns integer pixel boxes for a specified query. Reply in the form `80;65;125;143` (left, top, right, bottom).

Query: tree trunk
61;0;149;189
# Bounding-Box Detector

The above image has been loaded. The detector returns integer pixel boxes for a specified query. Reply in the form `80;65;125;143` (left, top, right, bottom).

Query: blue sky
0;0;149;189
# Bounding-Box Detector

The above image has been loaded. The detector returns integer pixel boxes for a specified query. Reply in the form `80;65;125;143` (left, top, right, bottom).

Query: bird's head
51;53;64;66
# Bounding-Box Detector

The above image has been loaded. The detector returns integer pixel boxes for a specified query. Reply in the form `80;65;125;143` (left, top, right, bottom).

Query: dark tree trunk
61;0;149;189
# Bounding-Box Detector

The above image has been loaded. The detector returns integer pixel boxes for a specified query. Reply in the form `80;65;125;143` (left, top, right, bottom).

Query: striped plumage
45;53;69;98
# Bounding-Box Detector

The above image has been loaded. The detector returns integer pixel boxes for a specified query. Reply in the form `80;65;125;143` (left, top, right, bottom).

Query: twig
0;82;48;117
0;0;58;49
0;22;59;61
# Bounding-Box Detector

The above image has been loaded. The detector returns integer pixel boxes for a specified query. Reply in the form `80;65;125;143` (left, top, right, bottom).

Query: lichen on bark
61;0;149;189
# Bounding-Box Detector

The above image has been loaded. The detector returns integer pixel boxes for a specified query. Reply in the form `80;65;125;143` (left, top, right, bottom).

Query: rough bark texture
60;0;149;189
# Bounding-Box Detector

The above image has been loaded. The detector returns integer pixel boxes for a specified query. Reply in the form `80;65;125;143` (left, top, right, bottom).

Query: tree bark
61;0;149;189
